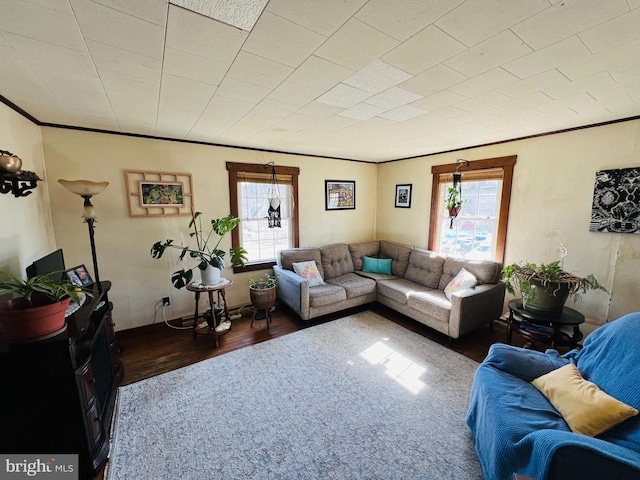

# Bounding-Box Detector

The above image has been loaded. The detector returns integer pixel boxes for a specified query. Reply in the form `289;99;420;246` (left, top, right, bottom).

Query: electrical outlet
162;296;170;307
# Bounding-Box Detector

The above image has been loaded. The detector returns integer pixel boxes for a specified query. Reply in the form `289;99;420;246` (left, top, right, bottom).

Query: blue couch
466;312;640;480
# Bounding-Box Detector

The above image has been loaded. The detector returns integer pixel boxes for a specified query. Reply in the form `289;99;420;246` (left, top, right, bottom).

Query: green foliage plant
0;272;84;305
151;212;248;289
248;273;278;289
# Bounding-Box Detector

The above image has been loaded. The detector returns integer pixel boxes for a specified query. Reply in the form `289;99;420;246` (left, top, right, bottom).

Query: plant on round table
249;273;278;310
248;273;278;289
151;212;248;289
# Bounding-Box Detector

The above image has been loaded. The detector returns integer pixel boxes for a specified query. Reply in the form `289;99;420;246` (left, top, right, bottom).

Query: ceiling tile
187;95;254;140
314;18;399;70
225;51;294;89
579;8;640;53
492;92;553;113
449;68;518;97
382;26;466;75
165;4;247;63
162;47;228;86
454;91;513;112
558;39;640;80
378;105;426;121
342;61;412;94
355;0;463;42
267;82;323;106
364;87;422;110
91;0;168;27
436;0;549;47
503;36;591;80
296;102;344;120
498;70;569;98
609;61;640;82
0;0;85;50
266;0;367;37
30;63;104;95
215;77;270;104
445;30;533;77
241;12;326;68
400;64;467;97
99;69;160;105
26;0;74;15
339;103;386;120
316;84;372;108
409;90;467;112
169;0;267;31
512;0;629;50
0;34;10;47
70;0;165;59
287;56;354;91
86;40;162;81
160;74;216;102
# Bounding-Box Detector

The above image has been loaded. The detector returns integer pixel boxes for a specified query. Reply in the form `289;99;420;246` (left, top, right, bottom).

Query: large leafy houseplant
151;212;248;289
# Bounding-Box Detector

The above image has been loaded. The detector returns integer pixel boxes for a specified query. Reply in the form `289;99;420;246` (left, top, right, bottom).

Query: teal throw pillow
362;256;392;275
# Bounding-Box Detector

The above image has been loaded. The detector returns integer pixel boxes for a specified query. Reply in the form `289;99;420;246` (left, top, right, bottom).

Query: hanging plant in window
445;160;468;229
267;164;281;228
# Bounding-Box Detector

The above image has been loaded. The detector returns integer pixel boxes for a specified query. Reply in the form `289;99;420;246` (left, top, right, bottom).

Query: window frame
227;162;300;273
428;155;517;263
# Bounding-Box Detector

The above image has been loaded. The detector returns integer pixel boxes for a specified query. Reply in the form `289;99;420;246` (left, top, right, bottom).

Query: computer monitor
26;249;65;282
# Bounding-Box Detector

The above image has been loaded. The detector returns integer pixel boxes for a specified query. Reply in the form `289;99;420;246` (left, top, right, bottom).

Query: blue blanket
466;313;640;480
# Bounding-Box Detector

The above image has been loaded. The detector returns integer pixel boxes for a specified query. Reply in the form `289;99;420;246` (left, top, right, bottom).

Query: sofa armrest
449;282;506;338
274;266;310;320
548;445;640;480
481;343;569;381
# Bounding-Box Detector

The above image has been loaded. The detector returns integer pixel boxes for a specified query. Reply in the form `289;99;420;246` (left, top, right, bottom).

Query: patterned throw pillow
292;260;325;287
444;268;478;300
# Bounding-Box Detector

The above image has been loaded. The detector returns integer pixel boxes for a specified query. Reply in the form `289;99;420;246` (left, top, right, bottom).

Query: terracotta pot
249;285;276;310
0;294;70;342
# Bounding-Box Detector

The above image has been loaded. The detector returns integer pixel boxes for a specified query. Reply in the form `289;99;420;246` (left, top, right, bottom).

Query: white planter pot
200;265;221;286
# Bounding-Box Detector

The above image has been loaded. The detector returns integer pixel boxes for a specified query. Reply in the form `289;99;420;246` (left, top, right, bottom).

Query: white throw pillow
444;268;478;300
292;260;325;287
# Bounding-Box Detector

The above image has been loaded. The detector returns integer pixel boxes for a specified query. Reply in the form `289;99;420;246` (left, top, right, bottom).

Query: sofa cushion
348;241;380;271
443;267;477;300
376;278;433;305
379;240;412;277
308;284;346;307
403;248;445;289
326;273;376;299
407;289;451;324
320;243;354;280
279;248;324;277
532;363;638;437
362;256;392;275
292;260;325;287
439;256;502;289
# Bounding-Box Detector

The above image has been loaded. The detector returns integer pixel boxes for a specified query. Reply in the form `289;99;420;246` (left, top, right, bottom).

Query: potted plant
0;272;85;342
151;212;248;288
502;256;608;315
445;185;467;218
248;273;278;311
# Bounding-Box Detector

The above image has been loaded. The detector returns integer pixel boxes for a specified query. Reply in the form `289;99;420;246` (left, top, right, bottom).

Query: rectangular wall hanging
395;184;412;208
125;170;194;217
325;180;355;210
590;166;640;234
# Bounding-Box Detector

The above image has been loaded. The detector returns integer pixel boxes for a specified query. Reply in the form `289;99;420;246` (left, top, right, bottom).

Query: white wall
0;102;55;281
376;120;640;325
42;128;377;330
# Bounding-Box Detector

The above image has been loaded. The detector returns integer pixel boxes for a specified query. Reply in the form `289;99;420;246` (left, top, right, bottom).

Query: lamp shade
58;179;109;197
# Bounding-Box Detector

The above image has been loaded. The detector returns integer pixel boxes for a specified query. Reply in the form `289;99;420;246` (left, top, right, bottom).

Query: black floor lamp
58;179;109;291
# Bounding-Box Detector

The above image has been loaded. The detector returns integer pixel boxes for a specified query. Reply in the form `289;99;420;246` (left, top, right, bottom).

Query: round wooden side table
186;280;233;347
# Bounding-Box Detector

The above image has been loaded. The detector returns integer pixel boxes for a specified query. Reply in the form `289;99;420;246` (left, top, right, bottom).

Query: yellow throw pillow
532;363;638;437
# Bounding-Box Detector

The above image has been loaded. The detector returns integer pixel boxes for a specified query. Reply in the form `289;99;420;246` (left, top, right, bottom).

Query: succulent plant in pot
0;272;86;342
151;212;248;288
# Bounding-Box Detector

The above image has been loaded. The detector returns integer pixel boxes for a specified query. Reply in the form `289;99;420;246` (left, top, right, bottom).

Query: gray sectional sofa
274;240;506;341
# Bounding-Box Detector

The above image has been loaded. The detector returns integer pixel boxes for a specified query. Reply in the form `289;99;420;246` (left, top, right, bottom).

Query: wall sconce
58;179;109;290
0;150;41;198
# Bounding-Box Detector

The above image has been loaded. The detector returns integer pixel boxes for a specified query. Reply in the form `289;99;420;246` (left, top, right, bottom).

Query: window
227;162;299;272
428;156;516;263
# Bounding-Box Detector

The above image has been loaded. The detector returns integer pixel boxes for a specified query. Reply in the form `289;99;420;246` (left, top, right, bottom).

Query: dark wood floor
115;302;534;386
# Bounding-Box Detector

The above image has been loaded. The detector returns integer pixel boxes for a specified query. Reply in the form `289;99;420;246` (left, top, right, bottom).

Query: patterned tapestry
590;167;640;234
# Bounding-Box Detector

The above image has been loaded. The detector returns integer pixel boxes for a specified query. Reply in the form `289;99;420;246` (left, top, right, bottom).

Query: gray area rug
107;311;483;479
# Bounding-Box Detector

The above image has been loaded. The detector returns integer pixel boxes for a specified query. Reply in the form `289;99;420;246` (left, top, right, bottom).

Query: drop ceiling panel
2;0;640;161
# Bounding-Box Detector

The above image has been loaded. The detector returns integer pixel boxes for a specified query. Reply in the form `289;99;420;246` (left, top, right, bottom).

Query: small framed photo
395;184;412;208
325;180;356;210
139;182;184;207
65;264;94;287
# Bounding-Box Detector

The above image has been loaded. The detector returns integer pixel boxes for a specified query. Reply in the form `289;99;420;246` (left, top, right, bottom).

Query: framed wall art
325;180;355;210
125;170;194;217
590;166;640;234
395;184;412;208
